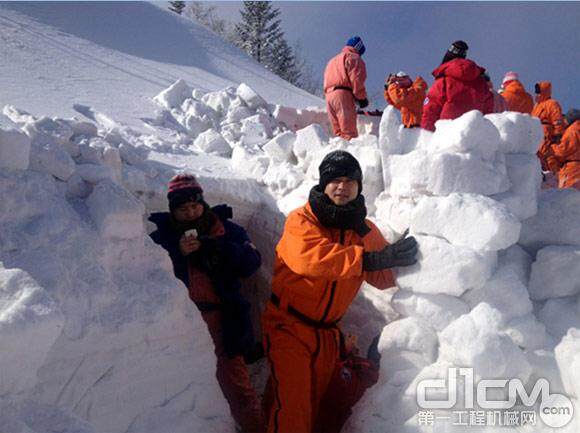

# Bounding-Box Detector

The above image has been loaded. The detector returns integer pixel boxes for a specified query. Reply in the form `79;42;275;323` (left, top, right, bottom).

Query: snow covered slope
0;2;322;128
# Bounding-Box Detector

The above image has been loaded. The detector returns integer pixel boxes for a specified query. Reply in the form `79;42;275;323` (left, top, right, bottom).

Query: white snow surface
1;3;579;433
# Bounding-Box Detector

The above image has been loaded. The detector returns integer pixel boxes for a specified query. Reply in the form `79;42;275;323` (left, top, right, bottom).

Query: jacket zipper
320;229;344;323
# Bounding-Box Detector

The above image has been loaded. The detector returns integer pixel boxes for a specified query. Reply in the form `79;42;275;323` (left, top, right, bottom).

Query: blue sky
210;1;579;112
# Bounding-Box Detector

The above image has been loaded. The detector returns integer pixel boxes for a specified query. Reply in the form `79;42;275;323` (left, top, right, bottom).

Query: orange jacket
551;121;580;189
532;81;565;140
385;76;427;127
271;203;395;324
323;46;367;101
501;80;533;114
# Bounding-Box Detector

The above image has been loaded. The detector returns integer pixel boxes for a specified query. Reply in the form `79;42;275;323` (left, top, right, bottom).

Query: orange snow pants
189;266;264;433
202;310;265;433
262;303;340;433
326;89;358;140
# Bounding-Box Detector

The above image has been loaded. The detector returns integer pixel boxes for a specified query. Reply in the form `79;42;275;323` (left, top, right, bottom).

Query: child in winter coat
384;71;427;128
149;174;264;433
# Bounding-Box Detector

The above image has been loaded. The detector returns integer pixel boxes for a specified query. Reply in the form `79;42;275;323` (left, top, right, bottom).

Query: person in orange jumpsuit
500;71;533;114
532;81;566;172
323;36;368;140
548;109;580;189
384;71;427;128
262;151;419;433
149;174;265;433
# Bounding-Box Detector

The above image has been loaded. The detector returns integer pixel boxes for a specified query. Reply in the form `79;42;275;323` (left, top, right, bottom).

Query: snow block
262;131;296;163
395;235;497;297
378;317;439;381
153;79;192;110
0;127;31;170
293;124;329;164
272;105;299;130
66;119;99;138
538;296;580;340
462;266;533;323
29;137;76;181
519;189;580;253
231;146;270;183
528;246;580;300
391;289;469;331
224;106;253;124
263;162;304;196
497;244;532;286
86;180;145;239
201;89;232;114
76;163;116;184
78;140;105;164
388;150;510;198
236;83;267;110
378;105;405;155
439;303;531;381
240;114;273;146
492;153;541;221
503;314;548;350
485;111;543;154
182;100;218;124
430;110;500;161
411;193;521;251
65;172;91;199
194;129;231;157
326;142;383;213
429;152;510;196
184;113;211;137
118;142;147;166
554;328;580;398
0;264;63;395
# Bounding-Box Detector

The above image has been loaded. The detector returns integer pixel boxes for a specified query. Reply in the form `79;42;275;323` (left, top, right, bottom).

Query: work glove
356;98;369;109
362;234;418;271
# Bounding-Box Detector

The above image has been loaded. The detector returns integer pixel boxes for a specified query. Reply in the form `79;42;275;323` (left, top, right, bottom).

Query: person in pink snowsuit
323;36;368;140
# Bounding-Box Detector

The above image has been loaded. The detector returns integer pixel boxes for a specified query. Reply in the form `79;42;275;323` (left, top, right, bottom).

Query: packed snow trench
1;4;580;433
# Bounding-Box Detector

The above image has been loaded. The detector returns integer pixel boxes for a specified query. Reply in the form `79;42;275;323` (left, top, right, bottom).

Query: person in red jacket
421;40;494;131
323;36;368;140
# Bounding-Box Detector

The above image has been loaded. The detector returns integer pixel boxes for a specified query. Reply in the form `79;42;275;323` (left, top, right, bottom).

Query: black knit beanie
441;40;469;64
318;150;363;194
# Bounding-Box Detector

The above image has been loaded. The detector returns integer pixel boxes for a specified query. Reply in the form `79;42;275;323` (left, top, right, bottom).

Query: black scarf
308;185;371;237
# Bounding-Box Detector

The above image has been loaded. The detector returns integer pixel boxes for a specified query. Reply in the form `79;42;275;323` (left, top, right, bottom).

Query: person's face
173;200;204;222
324;176;359;206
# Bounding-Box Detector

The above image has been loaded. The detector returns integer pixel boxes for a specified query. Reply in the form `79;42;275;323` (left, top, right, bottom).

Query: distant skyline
210;1;580;111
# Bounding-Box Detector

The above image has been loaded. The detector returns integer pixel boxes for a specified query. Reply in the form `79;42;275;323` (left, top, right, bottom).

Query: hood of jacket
432;58;486;82
342;46;361;57
536;81;552;102
504;80;528;94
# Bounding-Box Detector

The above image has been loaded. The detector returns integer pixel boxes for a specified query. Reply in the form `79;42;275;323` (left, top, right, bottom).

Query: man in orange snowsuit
500;71;533;114
384;71;427;128
532;81;566;172
548;109;580;189
262;151;419;433
324;36;368;140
